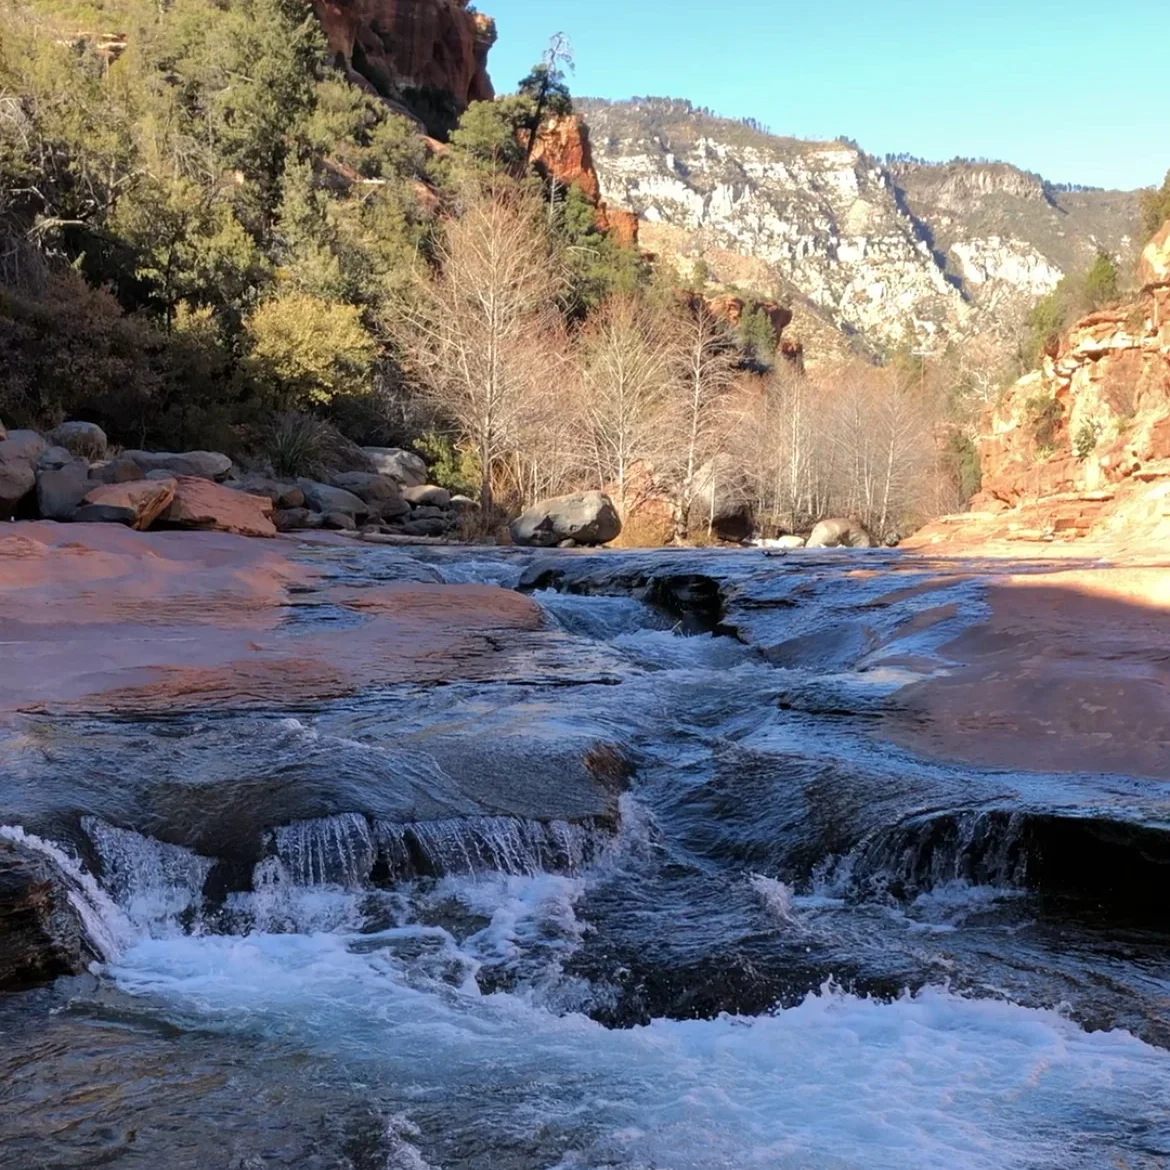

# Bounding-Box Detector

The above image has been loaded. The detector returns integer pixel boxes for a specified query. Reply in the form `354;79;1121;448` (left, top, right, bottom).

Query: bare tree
658;297;739;542
580;293;678;512
389;179;564;512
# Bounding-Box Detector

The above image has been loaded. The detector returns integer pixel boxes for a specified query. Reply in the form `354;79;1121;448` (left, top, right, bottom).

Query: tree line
0;0;979;543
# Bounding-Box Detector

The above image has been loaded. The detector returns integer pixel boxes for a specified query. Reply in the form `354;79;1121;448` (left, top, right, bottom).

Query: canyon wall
579;99;1141;362
311;0;495;116
907;222;1170;550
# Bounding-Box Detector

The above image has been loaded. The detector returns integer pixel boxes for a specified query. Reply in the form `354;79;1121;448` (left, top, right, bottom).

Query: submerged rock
511;491;622;548
0;837;100;990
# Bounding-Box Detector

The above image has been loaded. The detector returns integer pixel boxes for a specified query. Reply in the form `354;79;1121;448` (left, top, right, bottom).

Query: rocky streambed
2;525;1169;1169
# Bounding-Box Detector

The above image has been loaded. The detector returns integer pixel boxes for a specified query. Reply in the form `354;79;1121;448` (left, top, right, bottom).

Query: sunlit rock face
311;0;495;115
580;99;1141;358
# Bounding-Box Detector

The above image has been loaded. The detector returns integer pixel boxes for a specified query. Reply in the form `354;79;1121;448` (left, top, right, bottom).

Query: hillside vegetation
4;0;1157;545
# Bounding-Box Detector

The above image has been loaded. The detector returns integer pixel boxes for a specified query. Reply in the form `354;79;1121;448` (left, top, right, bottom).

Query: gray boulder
3;430;46;464
48;421;108;460
510;491;622;548
0;438;37;518
35;458;91;521
363;447;427;487
404;484;451;508
806;517;874;549
72;502;136;526
322;511;357;531
122;449;233;481
231;476;306;510
273;507;321;532
298;479;369;519
395;516;447;538
330;471;406;505
88;455;144;485
36;446;75;472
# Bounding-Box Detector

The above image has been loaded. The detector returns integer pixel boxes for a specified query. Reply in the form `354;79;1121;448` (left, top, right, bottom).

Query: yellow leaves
244;290;375;406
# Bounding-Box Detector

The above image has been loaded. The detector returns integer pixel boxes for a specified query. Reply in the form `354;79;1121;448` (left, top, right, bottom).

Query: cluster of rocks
0;421;473;541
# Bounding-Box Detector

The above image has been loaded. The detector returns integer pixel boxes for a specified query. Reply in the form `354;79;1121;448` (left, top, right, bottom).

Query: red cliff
530;115;640;249
311;0;495;116
907;220;1170;551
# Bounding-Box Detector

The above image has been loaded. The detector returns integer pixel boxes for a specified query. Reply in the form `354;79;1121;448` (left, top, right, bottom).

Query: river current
2;544;1169;1169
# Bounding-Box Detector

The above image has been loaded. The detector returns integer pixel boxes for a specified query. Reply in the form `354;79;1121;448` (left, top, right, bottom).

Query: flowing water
2;544;1170;1169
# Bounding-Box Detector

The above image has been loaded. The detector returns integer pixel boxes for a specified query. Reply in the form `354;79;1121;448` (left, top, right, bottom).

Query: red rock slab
884;563;1170;780
0;522;549;716
81;478;176;530
163;476;276;538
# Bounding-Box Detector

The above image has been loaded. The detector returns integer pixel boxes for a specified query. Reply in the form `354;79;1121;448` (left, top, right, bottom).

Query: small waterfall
844;810;1030;898
376;816;597;880
0;824;133;961
82;817;214;935
260;813;603;889
271;813;378;888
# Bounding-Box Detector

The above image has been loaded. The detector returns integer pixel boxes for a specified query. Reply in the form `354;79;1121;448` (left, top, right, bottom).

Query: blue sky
484;0;1166;190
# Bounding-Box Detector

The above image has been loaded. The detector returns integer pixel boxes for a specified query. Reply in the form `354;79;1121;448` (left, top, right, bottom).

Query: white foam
0;823;133;961
108;927;1170;1170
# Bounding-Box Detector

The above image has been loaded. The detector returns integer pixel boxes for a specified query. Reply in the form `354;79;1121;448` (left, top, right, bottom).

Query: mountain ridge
578;97;1142;361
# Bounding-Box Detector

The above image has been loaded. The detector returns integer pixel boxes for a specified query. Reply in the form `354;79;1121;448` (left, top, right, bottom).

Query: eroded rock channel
2;528;1169;1169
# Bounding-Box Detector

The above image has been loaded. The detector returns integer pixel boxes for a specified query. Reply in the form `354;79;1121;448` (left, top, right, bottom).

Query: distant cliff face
311;0;495;118
579;99;1141;359
906;222;1170;551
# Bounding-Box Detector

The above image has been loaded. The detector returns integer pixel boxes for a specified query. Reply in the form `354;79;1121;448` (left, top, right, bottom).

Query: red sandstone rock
1139;218;1170;289
162;477;276;538
529;114;599;203
81;478;177;530
310;0;495;115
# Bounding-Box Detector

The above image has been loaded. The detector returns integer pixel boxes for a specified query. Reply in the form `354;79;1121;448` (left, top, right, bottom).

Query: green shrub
1074;418;1101;461
262;412;350;478
1026;393;1063;453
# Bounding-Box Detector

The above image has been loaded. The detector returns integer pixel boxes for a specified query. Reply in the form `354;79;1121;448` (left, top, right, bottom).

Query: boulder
162;476;275;537
395;516;448;538
35;458;91;521
80;478;178;530
36;445;75;472
0;417;5;441
88;454;145;485
48;420;108;460
450;494;479;511
363;447;427;487
298;479;369;520
330;471;408;509
0;441;37;519
2;430;46;464
404;483;451;508
806;517;874;549
122;449;233;481
510;491;622;548
0;837;99;991
273;507;321;532
232;475;306;510
322;511;357;531
72;503;138;525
